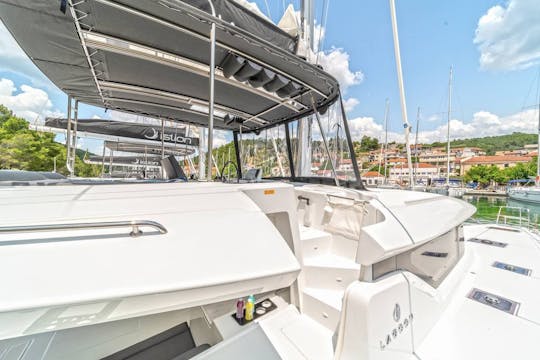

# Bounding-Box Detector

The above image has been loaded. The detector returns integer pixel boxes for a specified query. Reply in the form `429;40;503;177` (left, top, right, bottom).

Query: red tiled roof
363;171;384;177
461;155;531;164
414;163;437;168
392;163;437;169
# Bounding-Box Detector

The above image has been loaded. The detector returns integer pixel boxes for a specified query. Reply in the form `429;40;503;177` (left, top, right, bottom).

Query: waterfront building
460;155;532;175
389;162;438;183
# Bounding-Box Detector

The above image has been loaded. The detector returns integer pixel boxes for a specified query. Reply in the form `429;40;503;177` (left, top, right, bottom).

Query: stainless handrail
496;206;531;229
0;220;167;237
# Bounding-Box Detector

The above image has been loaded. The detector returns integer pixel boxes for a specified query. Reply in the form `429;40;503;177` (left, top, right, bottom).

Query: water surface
462;195;540;226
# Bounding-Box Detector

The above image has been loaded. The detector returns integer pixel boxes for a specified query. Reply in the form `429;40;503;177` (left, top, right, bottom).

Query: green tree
0;104;101;176
359;136;379;152
464;165;504;187
431;132;537;154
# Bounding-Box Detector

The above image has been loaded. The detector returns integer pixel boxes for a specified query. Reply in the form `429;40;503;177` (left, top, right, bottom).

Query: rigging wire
263;0;272;19
452;79;466;126
315;0;330;65
517;67;540;124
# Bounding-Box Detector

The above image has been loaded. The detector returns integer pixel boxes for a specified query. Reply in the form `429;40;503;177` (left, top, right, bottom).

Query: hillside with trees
430;132;537;155
0;105;100;177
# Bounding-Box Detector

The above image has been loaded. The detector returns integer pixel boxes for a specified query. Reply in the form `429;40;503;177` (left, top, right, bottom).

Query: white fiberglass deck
0;182;300;340
417;224;540;359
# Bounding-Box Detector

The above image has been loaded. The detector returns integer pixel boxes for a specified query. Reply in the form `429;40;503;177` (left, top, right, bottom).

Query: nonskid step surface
302;287;344;331
302;287;344;310
303;253;360;291
299;226;332;258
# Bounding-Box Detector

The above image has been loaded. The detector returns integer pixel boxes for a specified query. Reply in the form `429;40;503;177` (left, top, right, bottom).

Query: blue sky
0;0;539;153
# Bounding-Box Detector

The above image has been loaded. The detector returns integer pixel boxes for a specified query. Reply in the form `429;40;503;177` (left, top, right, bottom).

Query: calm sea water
462;195;540;225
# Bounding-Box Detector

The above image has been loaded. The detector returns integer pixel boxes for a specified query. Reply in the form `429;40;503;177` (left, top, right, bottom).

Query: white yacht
508;75;540;204
508;186;540;203
1;1;540;359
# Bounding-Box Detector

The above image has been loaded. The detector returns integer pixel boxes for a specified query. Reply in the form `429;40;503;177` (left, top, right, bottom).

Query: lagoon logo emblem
143;127;159;140
379;304;413;350
393;303;401;322
143;128;193;145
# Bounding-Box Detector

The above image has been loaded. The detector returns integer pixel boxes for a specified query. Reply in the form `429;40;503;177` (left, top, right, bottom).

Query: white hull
508;187;540;203
0;182;539;359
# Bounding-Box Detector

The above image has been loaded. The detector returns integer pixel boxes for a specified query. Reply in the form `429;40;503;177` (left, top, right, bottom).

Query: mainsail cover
45;118;200;147
104;141;195;157
85;155;162;168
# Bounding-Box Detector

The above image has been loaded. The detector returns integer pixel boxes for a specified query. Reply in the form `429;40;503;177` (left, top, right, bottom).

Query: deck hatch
468;238;507;248
467;288;519;315
421;251;448;258
492;261;531;276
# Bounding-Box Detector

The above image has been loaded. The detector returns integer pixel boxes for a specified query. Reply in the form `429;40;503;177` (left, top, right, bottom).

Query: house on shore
362;171;385;186
460;155;532;176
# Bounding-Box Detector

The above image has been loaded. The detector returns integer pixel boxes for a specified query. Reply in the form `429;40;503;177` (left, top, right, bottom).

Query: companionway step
302;287;344;331
303;254;360;291
299;226;332;258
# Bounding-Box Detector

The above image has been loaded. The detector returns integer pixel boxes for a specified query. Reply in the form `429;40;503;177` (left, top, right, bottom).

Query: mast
389;0;414;188
297;0;314;176
383;99;390;184
537;99;540;185
198;127;206;179
446;66;453;186
377;134;383;179
414;107;420;185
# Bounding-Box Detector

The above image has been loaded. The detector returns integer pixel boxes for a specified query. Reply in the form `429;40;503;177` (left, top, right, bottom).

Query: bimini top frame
0;0;362;186
43;117;200;147
0;0;339;132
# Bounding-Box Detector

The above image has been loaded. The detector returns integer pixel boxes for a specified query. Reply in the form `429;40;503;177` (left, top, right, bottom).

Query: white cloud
348;116;386;138
212;130;230;148
0;78;63;122
291;9;363;93
474;0;540;70
343;97;360;112
317;47;364;92
348;108;540;144
427;114;442;122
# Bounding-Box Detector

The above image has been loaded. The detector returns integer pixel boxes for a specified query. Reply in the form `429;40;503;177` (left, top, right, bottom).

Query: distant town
357;142;537;187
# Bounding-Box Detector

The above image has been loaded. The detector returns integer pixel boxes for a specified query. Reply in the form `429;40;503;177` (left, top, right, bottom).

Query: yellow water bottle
245;296;254;321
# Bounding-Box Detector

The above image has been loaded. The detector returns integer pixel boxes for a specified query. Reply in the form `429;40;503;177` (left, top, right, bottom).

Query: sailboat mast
414;107;420;184
296;0;314;176
383;99;390;184
537;100;540;184
389;0;414;188
446;66;453;186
